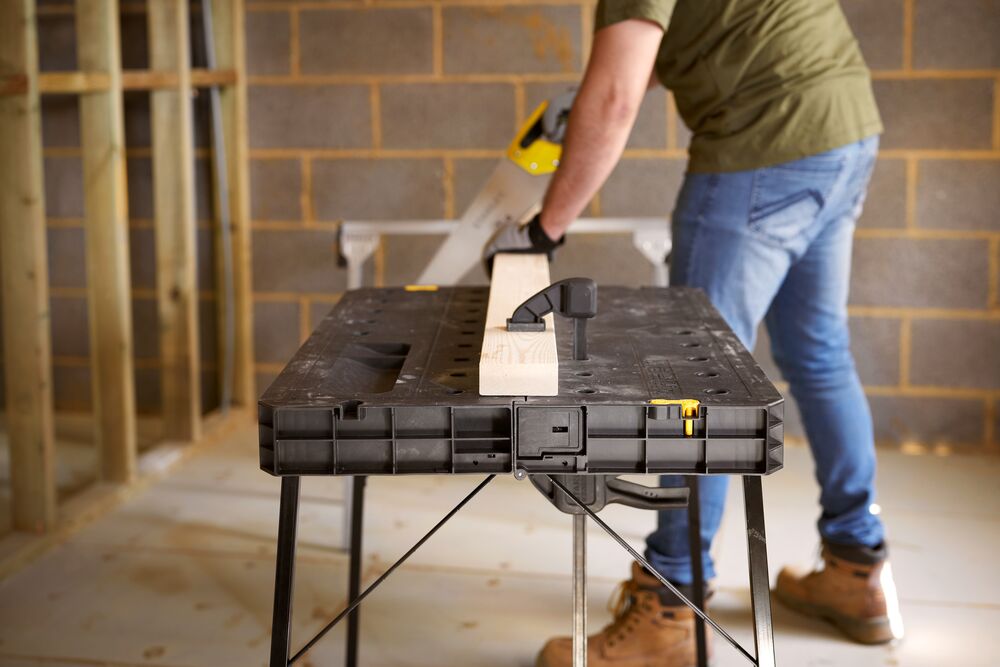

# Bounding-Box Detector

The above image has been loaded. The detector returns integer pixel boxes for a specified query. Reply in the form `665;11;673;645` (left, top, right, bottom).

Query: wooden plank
479;253;558;396
39;71;109;93
1;70;237;96
211;0;256;408
76;0;137;482
149;0;201;441
123;68;236;91
0;0;58;531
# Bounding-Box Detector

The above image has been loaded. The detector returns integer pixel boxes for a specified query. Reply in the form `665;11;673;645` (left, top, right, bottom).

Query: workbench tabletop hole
353;331;370;336
675;330;695;335
577;388;596;394
696;371;719;378
447;389;464;395
688;356;709;362
575;371;593;377
454;357;471;362
704;388;729;395
681;342;701;348
458;343;473;348
450;372;467;377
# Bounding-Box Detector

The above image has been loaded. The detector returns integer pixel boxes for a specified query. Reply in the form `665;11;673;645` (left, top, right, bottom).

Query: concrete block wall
244;0;999;452
24;1;1000;453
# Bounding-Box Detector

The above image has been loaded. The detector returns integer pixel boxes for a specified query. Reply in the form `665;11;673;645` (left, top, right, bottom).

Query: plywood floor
0;415;168;536
0;421;997;667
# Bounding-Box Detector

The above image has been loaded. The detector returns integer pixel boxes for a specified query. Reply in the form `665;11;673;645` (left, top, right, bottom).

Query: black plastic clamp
529;474;689;514
506;277;598;360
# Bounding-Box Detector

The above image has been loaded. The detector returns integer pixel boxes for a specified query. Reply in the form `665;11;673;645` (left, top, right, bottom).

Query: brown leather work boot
775;542;904;644
536;562;709;667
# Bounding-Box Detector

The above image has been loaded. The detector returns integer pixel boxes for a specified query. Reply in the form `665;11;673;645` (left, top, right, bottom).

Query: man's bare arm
538;19;664;240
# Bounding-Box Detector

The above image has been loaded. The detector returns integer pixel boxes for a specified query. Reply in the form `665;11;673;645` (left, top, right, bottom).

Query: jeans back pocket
749;160;844;248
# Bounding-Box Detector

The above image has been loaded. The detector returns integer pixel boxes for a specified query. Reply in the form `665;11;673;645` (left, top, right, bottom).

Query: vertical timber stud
0;0;58;531
210;0;255;408
76;0;138;482
149;0;201;441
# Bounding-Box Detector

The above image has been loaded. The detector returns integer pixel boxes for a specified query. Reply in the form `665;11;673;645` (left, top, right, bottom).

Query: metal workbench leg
632;229;671;287
270;476;301;667
572;514;587;667
346;476;366;667
743;476;775;667
339;478;353;551
686;477;708;667
338;231;380;290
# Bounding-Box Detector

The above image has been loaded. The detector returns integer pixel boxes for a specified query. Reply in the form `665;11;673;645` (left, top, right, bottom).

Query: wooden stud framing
0;70;237;96
149;0;201;441
76;0;138;482
0;0;58;531
0;0;251;542
211;0;256;408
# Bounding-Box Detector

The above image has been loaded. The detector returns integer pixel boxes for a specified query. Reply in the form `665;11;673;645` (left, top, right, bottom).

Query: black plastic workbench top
259;286;784;478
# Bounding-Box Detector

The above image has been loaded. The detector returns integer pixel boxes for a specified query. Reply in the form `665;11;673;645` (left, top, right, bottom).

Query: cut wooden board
479;253;558;396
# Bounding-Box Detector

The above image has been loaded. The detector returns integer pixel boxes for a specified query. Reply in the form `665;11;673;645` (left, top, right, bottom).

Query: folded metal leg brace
546;475;775;667
267;473;774;667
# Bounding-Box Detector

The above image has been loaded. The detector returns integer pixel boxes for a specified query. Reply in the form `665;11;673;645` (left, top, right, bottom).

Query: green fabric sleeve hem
594;0;675;32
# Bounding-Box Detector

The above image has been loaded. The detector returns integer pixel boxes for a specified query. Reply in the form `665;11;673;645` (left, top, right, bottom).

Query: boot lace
602;579;644;645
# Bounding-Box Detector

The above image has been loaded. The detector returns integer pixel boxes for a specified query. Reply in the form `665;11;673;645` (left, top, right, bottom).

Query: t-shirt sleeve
594;0;676;31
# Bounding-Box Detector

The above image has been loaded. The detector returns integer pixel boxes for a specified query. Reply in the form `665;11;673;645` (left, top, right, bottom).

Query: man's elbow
592;82;642;126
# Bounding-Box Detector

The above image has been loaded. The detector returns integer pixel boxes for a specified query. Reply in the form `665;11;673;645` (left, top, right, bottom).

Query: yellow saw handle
507;89;576;175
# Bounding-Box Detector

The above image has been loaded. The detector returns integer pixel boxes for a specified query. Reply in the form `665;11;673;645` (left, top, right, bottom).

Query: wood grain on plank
479;253;558;396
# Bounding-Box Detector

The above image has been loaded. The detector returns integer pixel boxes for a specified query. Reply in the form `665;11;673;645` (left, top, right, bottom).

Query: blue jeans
646;136;885;585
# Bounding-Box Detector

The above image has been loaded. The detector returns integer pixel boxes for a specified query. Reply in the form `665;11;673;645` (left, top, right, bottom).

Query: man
482;1;903;665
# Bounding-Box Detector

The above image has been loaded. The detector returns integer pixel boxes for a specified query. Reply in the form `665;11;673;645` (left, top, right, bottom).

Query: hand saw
416;89;577;285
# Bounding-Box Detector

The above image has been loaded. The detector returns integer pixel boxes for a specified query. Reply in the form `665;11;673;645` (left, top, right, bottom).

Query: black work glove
482;213;565;275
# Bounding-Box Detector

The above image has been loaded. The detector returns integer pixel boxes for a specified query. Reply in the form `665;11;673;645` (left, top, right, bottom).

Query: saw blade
417;158;552;285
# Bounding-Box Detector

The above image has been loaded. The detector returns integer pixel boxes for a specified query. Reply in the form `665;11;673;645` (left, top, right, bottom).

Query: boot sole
775;588;894;645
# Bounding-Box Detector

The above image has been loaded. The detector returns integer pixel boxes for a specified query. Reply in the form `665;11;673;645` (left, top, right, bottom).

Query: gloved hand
482;213;564;274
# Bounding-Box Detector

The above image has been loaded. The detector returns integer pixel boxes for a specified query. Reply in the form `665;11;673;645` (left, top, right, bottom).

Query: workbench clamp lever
506;277;597;360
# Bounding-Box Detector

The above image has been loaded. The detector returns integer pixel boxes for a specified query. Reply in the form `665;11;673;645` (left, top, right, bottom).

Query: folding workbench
259;284;785;667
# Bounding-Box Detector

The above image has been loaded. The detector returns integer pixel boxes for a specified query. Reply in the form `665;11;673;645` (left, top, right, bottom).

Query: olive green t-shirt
595;0;883;172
